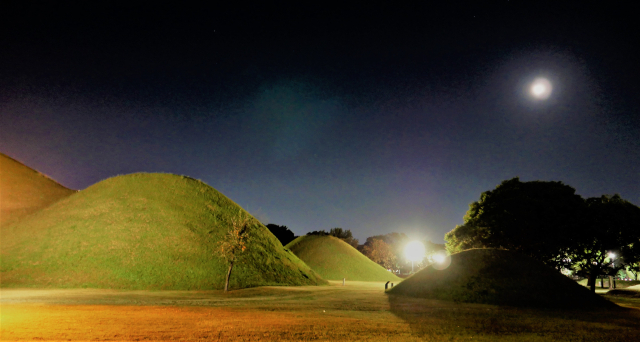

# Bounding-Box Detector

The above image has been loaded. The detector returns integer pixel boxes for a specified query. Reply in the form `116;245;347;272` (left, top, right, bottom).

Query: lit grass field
2;281;639;341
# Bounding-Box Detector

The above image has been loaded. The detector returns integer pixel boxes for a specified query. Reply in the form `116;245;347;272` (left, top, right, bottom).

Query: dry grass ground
2;281;640;341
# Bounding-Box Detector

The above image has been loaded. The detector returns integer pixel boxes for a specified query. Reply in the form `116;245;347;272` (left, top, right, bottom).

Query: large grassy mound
286;235;401;282
1;173;326;289
388;248;614;308
0;153;75;226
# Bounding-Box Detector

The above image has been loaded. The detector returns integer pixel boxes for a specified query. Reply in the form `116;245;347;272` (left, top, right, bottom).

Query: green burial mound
1;173;325;289
0;153;75;227
388;248;615;309
286;235;401;282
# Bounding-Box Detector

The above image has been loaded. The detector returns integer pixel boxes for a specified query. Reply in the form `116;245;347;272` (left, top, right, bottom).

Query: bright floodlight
530;78;552;100
405;241;426;262
609;253;616;259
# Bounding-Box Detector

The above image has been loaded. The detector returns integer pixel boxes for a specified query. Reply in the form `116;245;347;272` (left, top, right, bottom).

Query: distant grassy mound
388;249;614;309
286;235;401;282
1;173;325;289
0;153;75;226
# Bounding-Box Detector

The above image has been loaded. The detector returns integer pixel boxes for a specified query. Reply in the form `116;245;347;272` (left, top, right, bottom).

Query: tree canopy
329;227;359;248
360;232;439;272
265;223;296;246
444;177;640;292
570;195;640;290
445;178;584;267
360;238;396;269
307;228;359;248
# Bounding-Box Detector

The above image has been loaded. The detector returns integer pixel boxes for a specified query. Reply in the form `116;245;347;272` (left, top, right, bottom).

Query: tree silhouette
570;195;640;292
444;178;640;292
445;177;584;268
265;223;296;246
306;228;359;248
329;227;359;248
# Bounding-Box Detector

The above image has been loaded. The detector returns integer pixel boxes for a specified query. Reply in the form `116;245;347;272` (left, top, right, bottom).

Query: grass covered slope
0;153;75;226
388;248;614;308
1;173;325;289
286;235;401;282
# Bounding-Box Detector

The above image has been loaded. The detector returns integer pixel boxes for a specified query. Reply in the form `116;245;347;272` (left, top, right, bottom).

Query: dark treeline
306;228;359;248
265;224;297;246
445;177;640;292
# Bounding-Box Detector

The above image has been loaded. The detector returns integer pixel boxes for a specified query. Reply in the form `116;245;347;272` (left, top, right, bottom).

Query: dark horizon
1;1;638;243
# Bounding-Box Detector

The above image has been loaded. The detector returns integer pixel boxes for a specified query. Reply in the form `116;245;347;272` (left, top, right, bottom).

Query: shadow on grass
388;294;640;341
606;289;640;298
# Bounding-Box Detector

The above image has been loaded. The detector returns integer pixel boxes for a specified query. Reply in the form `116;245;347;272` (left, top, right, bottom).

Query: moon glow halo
530;78;552;100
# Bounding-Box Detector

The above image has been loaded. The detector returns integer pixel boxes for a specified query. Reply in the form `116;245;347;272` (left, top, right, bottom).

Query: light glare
432;252;452;270
532;84;546;95
404;241;426;262
530;78;552;100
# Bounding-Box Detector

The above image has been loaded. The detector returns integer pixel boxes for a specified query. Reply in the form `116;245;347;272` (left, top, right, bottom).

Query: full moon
530;78;552;99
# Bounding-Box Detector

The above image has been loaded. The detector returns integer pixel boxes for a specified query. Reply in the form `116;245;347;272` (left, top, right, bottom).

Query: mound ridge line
1;172;326;290
286;234;402;282
0;153;75;227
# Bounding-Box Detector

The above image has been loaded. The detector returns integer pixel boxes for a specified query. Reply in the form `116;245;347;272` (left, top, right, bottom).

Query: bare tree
216;211;252;292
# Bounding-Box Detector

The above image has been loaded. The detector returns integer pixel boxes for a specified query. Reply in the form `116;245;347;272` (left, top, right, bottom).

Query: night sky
1;1;638;243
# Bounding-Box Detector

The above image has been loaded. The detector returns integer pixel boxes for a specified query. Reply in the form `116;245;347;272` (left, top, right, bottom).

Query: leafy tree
306;228;359;248
307;230;328;236
329;227;359;248
444;177;640;292
444;224;489;254
362;233;411;271
265;223;296;246
216;212;252;292
444;178;585;268
570;195;640;292
361;238;396;269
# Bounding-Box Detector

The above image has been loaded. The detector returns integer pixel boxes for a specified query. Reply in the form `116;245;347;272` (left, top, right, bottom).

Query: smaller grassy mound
286;235;401;282
0;153;75;226
388;248;615;309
